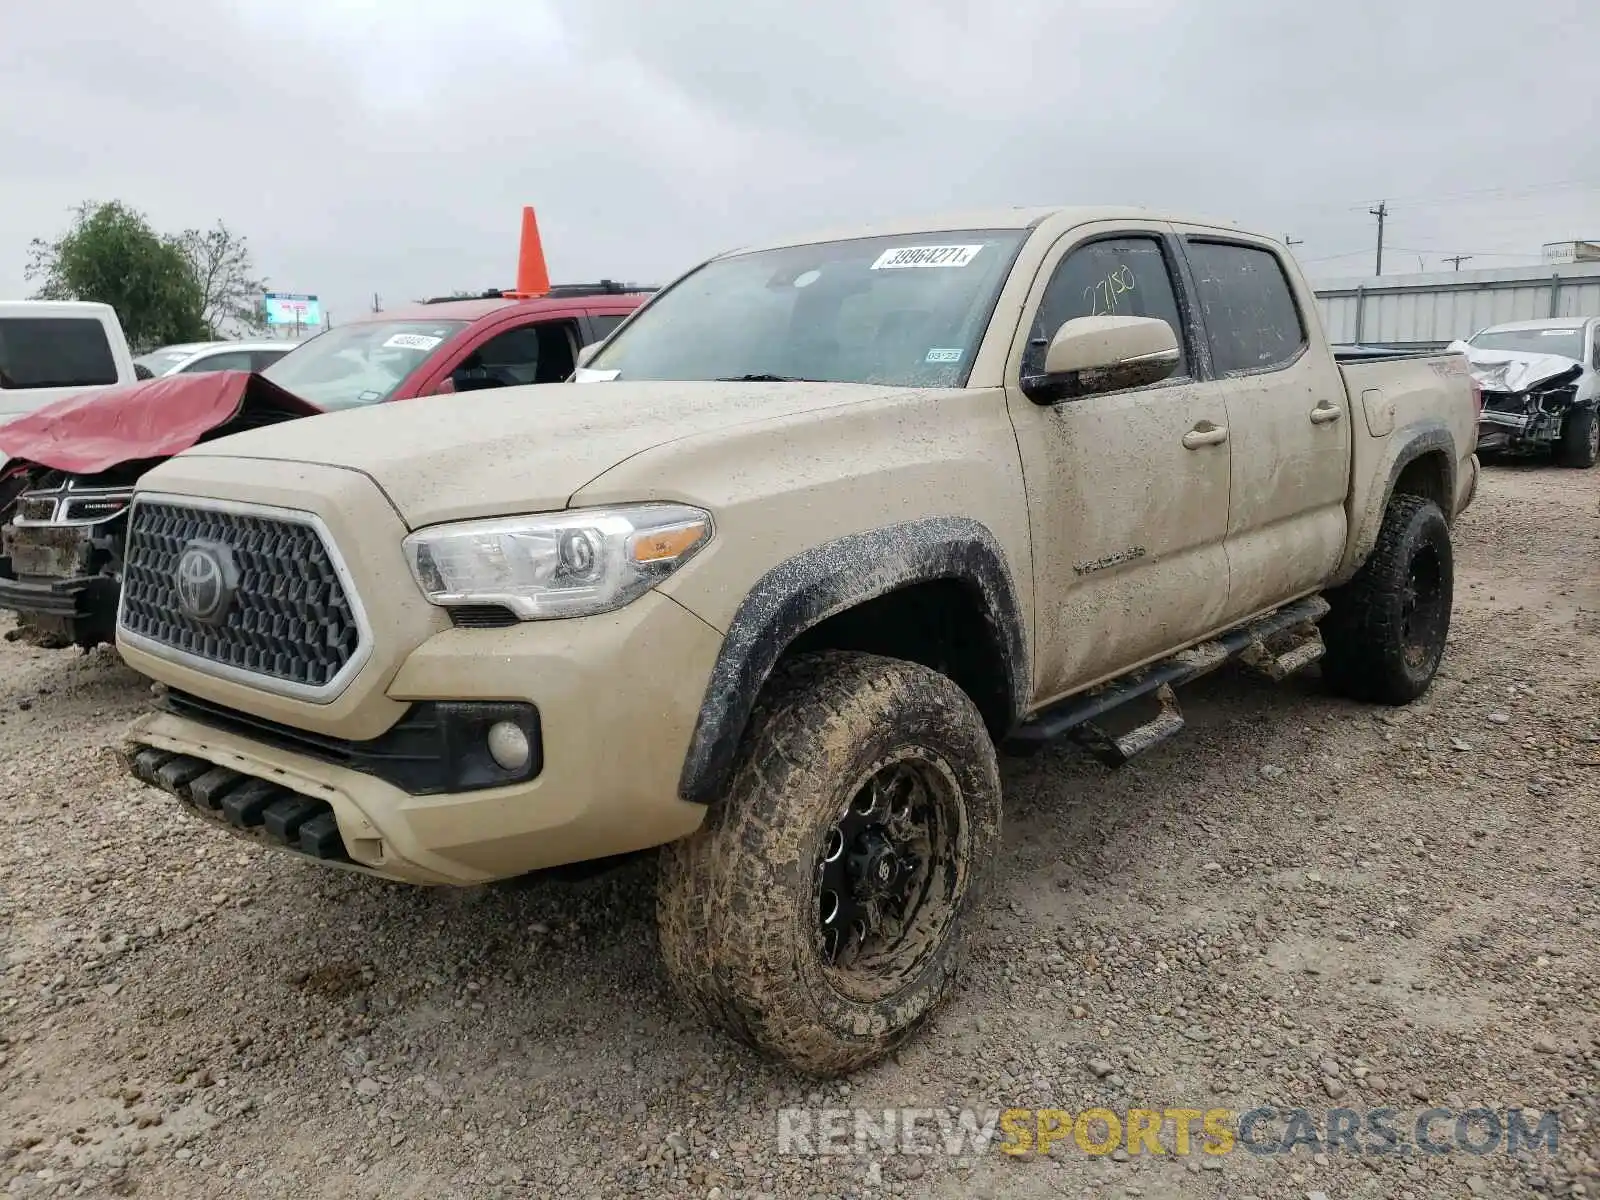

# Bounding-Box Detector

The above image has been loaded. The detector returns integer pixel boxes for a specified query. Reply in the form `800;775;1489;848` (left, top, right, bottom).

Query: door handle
1182;422;1228;449
1310;402;1343;424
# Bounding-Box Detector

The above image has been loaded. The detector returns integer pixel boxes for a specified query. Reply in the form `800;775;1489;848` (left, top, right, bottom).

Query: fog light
486;721;532;772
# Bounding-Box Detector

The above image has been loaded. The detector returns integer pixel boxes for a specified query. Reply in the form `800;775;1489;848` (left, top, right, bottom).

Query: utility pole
1284;235;1303;249
1444;255;1473;271
1369;201;1388;276
371;292;382;313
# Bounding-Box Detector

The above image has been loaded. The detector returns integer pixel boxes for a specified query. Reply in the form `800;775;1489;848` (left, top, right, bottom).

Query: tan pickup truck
114;207;1479;1076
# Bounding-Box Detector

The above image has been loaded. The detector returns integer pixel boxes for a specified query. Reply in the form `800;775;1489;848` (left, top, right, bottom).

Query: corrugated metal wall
1313;263;1600;347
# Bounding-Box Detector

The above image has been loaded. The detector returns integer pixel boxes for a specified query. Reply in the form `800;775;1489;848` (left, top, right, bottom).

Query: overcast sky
3;0;1597;326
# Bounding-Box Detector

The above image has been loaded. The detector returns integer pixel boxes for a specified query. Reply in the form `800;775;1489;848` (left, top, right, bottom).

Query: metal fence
1313;262;1600;349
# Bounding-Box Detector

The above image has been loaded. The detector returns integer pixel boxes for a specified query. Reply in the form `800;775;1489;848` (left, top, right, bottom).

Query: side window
251;349;290;372
450;321;578;392
1024;237;1188;380
588;313;626;340
1184;240;1306;374
179;350;254;373
0;318;119;389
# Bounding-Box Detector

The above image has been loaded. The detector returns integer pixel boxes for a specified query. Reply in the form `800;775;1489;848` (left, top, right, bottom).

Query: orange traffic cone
503;206;551;299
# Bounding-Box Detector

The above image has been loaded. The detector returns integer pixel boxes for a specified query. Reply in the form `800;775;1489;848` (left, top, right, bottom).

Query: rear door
1172;229;1350;622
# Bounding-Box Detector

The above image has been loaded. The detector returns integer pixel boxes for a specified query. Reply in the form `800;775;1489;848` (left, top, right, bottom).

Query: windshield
262;320;468;409
1469;327;1586;362
135;349;198;376
587;229;1027;387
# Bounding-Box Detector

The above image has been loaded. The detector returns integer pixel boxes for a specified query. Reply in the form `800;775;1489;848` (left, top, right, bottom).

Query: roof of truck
727;206;1249;256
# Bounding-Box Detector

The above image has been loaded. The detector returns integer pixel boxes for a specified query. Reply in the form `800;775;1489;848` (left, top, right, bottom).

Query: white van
0;301;139;426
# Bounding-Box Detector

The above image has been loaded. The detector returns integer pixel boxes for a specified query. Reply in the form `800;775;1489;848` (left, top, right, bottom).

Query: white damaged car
1454;317;1600;467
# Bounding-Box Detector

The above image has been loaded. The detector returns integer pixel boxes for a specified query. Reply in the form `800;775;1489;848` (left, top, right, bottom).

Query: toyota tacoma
113;206;1479;1076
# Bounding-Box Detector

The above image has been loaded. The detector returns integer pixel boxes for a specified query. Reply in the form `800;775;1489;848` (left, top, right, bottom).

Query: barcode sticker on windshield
383;333;443;351
870;245;984;270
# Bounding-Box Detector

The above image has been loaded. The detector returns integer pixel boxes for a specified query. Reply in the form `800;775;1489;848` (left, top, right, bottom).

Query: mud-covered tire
1321;495;1453;705
1555;406;1599;469
656;651;1001;1077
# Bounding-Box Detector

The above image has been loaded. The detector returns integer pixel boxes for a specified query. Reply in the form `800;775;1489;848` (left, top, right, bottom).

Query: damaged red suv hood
0;372;320;476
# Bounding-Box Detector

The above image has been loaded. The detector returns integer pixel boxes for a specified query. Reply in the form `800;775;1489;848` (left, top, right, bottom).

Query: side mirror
576;342;602;368
1022;315;1180;405
133;363;154;381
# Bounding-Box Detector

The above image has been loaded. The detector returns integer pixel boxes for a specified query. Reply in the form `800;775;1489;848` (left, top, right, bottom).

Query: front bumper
1476;408;1557;453
0;560;119;641
122;589;723;885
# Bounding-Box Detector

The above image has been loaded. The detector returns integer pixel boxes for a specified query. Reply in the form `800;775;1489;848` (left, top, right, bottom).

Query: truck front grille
119;498;365;696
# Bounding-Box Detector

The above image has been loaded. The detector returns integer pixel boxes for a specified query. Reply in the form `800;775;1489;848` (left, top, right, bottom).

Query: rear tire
1555;406;1599;469
656;651;1000;1077
1321;495;1453;705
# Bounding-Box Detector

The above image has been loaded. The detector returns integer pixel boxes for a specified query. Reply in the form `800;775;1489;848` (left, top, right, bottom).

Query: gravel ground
3;463;1598;1200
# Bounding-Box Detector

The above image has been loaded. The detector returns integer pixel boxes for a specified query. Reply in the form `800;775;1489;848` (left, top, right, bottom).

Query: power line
1267;177;1600;219
1345;176;1600;212
1298;249;1371;264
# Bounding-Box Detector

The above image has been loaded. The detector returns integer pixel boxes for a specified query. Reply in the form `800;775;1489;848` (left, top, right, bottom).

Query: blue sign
264;292;322;327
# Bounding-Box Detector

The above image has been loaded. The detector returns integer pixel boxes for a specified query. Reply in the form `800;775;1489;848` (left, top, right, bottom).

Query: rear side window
588;313;626;340
250;349;290;372
179;350;255;373
0;318;118;389
1185;241;1306;374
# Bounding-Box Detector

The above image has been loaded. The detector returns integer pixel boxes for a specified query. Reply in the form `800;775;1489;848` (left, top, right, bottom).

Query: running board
1004;595;1332;761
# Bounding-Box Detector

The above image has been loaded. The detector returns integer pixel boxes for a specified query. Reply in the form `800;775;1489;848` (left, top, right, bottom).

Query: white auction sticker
870;245;984;270
925;348;963;363
383;333;444;351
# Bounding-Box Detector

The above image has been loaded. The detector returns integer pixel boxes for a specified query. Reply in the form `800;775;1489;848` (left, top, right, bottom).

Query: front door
415;314;583;396
1005;223;1234;703
1173;231;1350;621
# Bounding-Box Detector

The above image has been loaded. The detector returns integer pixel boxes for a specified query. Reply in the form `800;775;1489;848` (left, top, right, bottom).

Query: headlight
403;503;712;620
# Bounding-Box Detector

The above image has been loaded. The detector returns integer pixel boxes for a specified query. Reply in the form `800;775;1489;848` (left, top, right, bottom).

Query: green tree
175;221;269;336
25;201;209;351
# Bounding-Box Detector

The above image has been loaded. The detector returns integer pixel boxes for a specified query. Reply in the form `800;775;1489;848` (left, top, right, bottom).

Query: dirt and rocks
3;462;1598;1200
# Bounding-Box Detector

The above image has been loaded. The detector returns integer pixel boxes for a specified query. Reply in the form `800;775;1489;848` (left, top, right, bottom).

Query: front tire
1555;406;1599;469
1321;495;1453;705
657;651;1000;1077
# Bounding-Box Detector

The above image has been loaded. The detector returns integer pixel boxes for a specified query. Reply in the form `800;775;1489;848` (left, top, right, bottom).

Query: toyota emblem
175;542;236;623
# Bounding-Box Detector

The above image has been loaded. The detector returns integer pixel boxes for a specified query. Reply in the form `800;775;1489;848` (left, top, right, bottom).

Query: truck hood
1448;340;1585;395
0;371;319;476
170;379;897;526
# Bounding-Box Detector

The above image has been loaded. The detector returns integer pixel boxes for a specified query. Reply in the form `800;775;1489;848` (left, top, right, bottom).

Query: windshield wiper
714;373;818;383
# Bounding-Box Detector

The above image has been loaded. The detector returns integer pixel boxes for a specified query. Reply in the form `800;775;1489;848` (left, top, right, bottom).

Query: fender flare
1333;420;1457;586
676;516;1029;805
